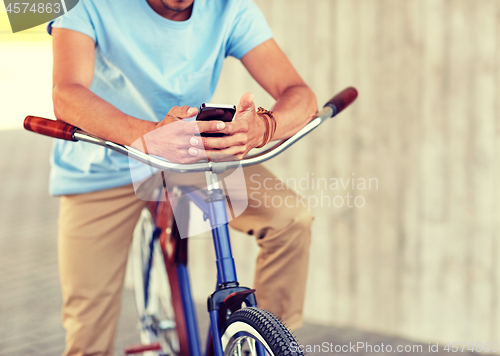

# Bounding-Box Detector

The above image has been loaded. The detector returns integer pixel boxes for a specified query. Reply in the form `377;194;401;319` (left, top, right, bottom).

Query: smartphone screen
196;103;236;137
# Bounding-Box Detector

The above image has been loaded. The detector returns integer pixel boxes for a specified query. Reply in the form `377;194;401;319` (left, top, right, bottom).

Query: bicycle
23;87;358;356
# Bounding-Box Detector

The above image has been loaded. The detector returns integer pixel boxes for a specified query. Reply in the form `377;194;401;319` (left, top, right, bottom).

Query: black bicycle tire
221;307;304;356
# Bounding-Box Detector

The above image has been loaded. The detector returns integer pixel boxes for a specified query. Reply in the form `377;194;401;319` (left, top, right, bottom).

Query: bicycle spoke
246;338;257;356
234;339;243;356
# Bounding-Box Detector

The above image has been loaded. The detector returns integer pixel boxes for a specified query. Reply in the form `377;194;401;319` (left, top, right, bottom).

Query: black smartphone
196;103;236;137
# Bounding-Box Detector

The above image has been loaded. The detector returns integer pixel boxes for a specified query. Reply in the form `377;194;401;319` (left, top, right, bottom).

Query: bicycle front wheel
221;308;304;356
131;208;179;356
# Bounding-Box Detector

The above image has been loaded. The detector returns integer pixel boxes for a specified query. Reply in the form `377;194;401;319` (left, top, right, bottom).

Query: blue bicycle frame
143;171;265;356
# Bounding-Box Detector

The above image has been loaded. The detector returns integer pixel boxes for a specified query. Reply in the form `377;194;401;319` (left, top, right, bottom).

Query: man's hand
190;92;267;160
132;105;227;164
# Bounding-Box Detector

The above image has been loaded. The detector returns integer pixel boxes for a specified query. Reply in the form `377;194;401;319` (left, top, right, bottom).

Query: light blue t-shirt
47;0;272;195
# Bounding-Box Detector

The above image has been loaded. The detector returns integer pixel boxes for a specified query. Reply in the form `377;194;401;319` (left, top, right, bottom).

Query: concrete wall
189;0;500;346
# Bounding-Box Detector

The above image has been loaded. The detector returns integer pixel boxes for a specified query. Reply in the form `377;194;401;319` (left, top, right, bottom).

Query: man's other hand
189;92;267;160
132;105;225;164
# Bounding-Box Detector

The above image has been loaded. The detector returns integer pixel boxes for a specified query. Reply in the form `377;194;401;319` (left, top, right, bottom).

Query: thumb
237;92;255;114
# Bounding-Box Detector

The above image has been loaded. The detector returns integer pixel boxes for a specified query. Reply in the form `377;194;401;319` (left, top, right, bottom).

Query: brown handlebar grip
24;116;78;141
324;87;358;117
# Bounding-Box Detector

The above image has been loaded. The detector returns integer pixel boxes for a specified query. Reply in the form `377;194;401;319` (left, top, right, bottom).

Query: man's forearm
270;84;317;141
52;83;156;146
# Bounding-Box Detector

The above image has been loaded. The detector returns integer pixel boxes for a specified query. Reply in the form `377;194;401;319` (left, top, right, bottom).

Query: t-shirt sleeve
46;0;96;42
225;0;273;59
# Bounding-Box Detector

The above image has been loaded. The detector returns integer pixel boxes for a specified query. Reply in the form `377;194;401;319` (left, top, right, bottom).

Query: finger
218;120;247;135
205;145;245;157
185;106;198;118
237;92;254;112
205;147;246;162
188;135;218;149
187;146;209;159
178;120;221;135
182;120;228;135
189;136;201;147
198;133;248;149
236;92;255;114
167;105;181;117
158;115;182;127
169;105;198;119
196;120;226;133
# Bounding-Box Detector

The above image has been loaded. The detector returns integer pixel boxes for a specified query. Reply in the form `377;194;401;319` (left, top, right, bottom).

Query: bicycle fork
177;171;264;356
203;172;264;356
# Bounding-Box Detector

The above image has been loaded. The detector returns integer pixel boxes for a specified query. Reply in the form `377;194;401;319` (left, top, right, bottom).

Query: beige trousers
58;164;313;356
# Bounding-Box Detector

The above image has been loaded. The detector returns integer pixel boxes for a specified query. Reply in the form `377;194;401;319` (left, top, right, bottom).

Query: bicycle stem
205;171;220;190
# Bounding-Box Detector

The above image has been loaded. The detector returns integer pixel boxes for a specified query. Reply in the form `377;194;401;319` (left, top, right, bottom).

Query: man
49;0;317;354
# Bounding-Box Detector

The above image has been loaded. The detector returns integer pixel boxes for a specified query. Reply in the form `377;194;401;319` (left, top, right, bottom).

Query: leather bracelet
257;107;276;137
256;107;276;148
255;111;270;148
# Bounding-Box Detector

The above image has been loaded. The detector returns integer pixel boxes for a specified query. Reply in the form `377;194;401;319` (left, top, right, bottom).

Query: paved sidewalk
0;130;486;356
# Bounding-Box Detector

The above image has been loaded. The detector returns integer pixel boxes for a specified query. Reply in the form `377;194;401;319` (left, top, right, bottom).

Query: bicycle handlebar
24;116;78;142
324;87;358;116
23;87;358;173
